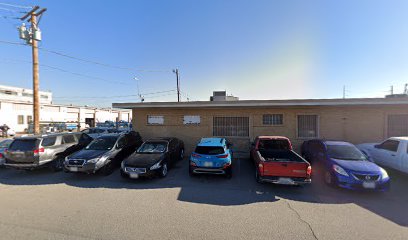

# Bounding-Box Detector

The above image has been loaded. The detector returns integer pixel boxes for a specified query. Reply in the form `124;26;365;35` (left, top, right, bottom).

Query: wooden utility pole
31;14;40;134
20;6;46;134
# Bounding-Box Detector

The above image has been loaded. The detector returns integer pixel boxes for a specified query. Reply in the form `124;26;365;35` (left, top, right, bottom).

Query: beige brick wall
131;105;408;154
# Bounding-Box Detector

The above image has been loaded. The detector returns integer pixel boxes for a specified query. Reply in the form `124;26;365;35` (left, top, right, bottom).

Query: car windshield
137;142;167;153
326;144;367;161
0;139;13;148
85;136;117;151
195;146;225;155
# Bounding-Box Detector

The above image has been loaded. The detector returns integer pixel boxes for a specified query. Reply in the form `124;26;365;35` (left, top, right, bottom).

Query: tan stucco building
113;97;408;154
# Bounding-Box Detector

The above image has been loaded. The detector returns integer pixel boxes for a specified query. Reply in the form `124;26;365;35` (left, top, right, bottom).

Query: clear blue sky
0;0;407;107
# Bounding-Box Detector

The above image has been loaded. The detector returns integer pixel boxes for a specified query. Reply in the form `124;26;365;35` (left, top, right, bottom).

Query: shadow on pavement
0;158;407;226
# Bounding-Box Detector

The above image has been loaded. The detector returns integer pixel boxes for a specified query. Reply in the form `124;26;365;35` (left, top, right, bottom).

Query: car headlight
380;167;389;179
150;161;161;170
87;158;99;164
333;164;349;177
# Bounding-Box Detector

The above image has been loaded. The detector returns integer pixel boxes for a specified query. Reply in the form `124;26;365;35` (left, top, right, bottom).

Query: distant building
0;84;52;104
210;91;239;101
0;85;131;132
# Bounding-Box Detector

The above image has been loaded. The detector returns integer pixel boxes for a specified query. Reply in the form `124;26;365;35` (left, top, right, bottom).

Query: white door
374;140;400;170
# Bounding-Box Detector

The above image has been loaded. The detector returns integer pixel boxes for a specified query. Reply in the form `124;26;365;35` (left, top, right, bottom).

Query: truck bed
257;150;311;180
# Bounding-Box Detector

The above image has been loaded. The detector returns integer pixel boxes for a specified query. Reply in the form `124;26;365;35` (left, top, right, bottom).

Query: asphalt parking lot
0;157;407;240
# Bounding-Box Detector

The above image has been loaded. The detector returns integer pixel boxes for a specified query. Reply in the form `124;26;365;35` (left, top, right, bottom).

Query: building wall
0;101;131;132
131;105;408;154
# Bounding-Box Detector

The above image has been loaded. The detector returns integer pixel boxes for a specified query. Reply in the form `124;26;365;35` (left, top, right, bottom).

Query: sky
0;0;407;107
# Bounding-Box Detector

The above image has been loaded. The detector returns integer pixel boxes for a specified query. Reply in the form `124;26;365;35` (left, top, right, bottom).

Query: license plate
277;177;295;185
362;181;376;189
203;162;213;167
129;173;139;179
69;167;78;172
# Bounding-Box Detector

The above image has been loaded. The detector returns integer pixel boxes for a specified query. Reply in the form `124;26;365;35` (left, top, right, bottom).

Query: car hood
124;152;164;167
69;149;109;160
331;158;381;173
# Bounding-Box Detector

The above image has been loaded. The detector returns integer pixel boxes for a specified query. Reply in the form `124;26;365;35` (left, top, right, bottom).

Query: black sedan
120;137;184;179
64;131;143;175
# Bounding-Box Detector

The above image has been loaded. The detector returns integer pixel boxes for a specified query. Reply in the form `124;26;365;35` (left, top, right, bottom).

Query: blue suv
189;138;233;178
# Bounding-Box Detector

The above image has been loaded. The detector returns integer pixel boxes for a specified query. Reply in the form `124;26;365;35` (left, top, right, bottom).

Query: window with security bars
297;115;318;138
263;114;283;125
388;114;408;137
213;116;249;137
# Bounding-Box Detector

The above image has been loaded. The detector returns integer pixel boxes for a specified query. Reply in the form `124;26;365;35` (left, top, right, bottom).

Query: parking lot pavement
0;158;407;240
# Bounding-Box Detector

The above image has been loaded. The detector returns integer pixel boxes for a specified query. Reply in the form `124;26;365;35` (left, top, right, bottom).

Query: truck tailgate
262;161;310;177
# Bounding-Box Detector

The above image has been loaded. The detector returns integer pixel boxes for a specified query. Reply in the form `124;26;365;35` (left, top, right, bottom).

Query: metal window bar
213;116;249;137
298;115;317;138
388;114;408;137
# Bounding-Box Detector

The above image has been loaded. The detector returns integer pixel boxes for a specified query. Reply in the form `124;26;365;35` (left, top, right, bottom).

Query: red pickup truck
251;136;311;185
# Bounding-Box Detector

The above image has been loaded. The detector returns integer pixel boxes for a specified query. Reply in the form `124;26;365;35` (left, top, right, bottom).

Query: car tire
189;165;195;177
52;155;64;172
159;162;168;178
100;161;114;176
179;149;184;160
225;167;232;179
120;170;128;179
255;168;263;183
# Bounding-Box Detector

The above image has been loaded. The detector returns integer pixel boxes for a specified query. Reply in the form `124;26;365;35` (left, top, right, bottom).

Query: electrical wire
0;58;130;85
53;90;177;99
0;39;172;73
0;2;32;9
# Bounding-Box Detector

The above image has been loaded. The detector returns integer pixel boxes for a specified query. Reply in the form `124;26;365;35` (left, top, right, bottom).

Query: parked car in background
189;138;233;178
121;137;184;179
302;140;390;191
4;132;82;171
358;137;408;174
81;127;110;138
0;139;13;167
64;131;143;175
251;136;311;185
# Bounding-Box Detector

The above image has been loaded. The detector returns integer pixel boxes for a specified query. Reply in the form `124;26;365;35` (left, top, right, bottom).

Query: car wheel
100;161;114;176
120;170;128;179
225;167;232;179
189;165;195;177
179;149;184;160
159;163;168;178
52;155;64;172
255;168;263;183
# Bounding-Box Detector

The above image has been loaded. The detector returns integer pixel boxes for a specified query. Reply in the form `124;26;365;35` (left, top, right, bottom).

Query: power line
0;2;32;9
0;58;130;85
53;90;177;99
0;39;171;73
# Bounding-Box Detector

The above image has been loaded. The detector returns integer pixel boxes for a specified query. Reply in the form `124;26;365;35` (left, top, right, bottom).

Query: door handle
391;154;396;156
281;163;288;167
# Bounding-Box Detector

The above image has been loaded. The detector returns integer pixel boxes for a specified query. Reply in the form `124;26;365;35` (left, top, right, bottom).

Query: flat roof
113;97;408;109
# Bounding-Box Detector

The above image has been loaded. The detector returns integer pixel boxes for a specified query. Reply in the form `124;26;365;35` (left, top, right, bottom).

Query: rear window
42;137;57;147
9;139;39;151
258;139;290;150
195;146;225;155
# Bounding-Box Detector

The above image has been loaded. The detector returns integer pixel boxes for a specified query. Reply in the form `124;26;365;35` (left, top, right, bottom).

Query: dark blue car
301;140;390;191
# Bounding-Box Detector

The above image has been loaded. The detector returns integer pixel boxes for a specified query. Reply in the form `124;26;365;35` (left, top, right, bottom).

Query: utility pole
19;6;46;134
390;85;394;95
173;69;180;102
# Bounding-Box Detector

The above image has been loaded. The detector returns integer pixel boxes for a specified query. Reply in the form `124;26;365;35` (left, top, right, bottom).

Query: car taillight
33;148;44;154
190;161;197;166
191;153;201;158
307;166;312;175
217;154;228;158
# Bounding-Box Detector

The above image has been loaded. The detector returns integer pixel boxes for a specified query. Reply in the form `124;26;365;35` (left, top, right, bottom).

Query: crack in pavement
284;200;318;240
